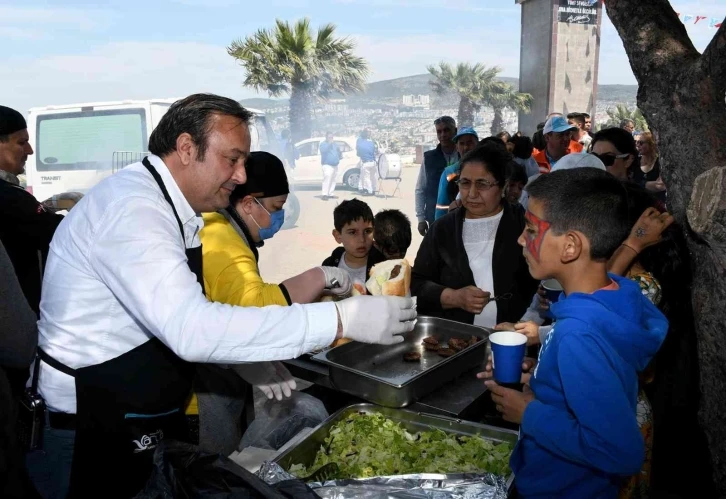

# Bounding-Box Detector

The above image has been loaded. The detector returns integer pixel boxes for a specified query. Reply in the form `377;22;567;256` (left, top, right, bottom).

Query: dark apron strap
143;157;185;241
38;348;76;377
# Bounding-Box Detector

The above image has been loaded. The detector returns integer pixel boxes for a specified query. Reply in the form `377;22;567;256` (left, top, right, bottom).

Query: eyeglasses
456;178;499;191
591;152;630;167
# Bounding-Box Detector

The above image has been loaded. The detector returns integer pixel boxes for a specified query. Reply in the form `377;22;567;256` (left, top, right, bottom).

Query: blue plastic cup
542;278;563;304
489;331;528;384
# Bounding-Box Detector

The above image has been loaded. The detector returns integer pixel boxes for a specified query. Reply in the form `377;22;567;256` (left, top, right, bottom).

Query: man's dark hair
532;129;545;151
567;113;585;128
459;141;510;187
374;209;412;256
333;198;374;232
510;135;534;160
582;113;591;119
525;168;631;260
506;161;528;186
496;131;511;141
620;119;635;129
148;94;253;161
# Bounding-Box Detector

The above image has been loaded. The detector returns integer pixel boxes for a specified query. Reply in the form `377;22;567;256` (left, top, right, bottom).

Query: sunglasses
591;152;630;167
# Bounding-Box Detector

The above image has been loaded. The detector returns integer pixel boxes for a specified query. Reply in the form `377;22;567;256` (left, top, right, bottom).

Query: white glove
232;361;296;401
335;295;417;345
318;266;353;296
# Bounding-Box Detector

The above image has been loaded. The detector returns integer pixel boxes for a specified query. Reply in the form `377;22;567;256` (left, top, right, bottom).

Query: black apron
40;157;205;498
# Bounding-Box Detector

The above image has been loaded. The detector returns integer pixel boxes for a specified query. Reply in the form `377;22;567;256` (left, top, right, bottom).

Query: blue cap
543;116;577;134
453;127;478;142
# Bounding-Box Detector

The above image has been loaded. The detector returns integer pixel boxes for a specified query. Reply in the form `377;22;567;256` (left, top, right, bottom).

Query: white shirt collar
0;169;19;185
145;154;198;225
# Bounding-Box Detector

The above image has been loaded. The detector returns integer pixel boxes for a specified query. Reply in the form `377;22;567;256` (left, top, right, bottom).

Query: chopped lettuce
289;412;512;480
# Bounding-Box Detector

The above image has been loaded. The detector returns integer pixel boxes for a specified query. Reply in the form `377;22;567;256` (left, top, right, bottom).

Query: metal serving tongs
490;292;513;301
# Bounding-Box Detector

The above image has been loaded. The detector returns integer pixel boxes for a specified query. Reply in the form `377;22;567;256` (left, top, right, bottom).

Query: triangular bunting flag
683;14;694;23
695;16;707;24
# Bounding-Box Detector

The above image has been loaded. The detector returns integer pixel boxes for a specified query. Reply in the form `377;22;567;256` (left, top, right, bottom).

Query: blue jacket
512;274;668;499
434;162;459;220
319;141;341;167
356;138;376;162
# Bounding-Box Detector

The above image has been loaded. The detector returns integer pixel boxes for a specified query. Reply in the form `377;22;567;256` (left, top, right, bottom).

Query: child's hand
536;286;551;311
485;381;535;424
514;321;541;346
477;355;537;383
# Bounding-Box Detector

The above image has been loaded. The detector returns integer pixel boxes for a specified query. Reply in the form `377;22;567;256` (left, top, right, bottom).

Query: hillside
240;73;637;109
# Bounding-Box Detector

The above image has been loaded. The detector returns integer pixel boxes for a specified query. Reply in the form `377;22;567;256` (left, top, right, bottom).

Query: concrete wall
517;0;602;136
551;14;602;118
518;0;555;135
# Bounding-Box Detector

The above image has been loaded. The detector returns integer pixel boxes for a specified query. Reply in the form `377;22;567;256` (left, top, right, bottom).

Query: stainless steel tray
311;316;491;407
274;403;518;483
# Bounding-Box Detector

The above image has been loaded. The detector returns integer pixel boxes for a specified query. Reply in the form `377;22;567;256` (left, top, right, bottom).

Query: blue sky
2;0;724;113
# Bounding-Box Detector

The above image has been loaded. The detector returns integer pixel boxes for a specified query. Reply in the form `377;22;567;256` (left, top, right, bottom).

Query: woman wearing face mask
184;151;349;456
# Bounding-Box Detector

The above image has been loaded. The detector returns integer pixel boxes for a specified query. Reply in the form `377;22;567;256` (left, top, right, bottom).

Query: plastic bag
134;440;319;498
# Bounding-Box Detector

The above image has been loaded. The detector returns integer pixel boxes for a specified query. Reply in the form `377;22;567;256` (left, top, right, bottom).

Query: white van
24;99;279;202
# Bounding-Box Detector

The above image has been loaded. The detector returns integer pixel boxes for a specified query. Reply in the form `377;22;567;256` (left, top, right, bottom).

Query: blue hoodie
512;274;668;499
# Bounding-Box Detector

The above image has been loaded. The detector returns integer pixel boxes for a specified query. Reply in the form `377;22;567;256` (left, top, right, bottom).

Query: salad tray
273;403;518;486
311;316;491;407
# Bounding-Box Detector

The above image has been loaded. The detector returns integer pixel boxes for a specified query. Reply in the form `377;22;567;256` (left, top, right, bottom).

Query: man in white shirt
29;94;415;498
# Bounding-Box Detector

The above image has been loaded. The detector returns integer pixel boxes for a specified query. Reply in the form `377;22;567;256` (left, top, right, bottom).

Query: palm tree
427;62;504;127
228;19;369;142
603;104;649;131
486;84;533;135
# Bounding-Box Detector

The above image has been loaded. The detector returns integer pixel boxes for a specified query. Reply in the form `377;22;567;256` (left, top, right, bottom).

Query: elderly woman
632;131;666;206
411;144;539;327
186;152;349;455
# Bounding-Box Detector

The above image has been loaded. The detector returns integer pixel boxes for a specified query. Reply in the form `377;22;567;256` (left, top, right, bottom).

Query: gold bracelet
621;243;640;255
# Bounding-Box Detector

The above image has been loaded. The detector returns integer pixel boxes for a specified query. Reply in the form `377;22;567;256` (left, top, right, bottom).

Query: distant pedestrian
356;129;377;196
319;133;342;200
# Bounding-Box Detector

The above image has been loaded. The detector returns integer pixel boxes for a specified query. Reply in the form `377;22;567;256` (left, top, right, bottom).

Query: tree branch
701;17;726;93
605;0;700;84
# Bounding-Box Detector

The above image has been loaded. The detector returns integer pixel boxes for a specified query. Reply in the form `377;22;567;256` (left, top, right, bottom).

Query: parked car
290;136;362;190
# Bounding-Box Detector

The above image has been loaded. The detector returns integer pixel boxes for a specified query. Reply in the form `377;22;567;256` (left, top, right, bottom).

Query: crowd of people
0;95;711;499
413;112;709;498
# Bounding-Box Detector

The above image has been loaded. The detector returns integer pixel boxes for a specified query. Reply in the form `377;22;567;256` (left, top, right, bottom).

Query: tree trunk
606;1;726;494
457;96;475;127
491;107;504;136
289;84;313;143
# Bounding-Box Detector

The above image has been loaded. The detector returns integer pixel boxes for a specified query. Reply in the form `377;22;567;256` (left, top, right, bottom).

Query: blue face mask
252;198;285;240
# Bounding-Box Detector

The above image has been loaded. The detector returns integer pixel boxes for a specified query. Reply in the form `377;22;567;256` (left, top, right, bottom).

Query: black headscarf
230;151;289;203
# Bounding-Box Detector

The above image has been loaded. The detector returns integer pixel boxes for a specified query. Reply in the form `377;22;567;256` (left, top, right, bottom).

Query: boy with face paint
483;168;668;498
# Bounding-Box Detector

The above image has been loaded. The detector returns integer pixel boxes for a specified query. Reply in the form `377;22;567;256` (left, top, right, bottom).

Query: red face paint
524;210;551;263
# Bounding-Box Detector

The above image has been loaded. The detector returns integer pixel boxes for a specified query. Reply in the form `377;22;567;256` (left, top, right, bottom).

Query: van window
36;109;147;172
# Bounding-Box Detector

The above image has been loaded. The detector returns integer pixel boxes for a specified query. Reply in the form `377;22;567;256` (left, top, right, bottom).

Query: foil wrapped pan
258;461;510;499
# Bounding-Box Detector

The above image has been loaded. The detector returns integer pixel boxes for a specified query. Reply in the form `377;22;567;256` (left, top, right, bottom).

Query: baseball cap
453;127;478;142
543;116;577;135
551;153;606;172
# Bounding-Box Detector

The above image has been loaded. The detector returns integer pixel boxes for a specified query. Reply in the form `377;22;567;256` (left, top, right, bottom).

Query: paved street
259;166;424;284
